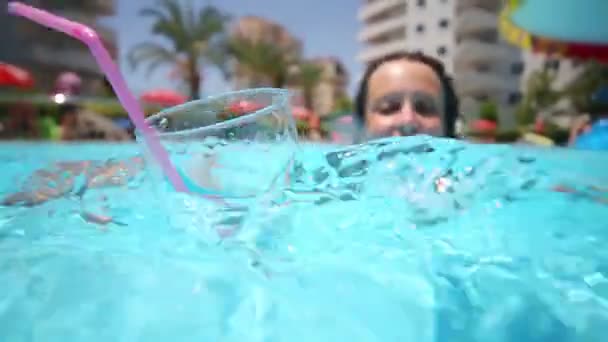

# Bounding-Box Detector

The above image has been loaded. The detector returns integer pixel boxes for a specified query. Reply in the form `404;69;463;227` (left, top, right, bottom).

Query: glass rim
141;87;291;139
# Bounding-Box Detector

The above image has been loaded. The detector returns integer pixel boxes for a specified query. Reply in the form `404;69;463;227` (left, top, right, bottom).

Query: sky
102;0;363;98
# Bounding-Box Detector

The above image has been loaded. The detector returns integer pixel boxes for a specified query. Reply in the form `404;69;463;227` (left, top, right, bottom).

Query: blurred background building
453;0;522;127
357;0;407;64
358;0;524;127
0;0;118;95
230;16;302;89
303;57;349;116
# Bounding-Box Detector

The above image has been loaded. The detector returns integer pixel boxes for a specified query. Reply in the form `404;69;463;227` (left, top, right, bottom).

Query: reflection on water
0;137;607;341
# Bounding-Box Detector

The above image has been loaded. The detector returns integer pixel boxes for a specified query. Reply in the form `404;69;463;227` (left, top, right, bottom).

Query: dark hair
355;51;459;138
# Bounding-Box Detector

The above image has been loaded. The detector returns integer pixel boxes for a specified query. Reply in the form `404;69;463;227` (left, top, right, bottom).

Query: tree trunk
272;73;286;88
303;87;314;111
188;59;201;100
189;74;201;100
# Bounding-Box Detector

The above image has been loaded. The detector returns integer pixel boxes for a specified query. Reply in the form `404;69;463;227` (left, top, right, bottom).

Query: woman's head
355;51;459;139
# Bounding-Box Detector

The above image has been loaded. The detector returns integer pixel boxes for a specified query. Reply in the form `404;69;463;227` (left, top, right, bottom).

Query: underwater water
0;136;607;342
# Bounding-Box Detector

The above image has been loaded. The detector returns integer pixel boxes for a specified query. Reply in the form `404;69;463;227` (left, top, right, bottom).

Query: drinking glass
137;88;298;202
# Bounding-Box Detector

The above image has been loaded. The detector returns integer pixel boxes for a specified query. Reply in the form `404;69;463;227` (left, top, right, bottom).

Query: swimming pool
1;137;607;341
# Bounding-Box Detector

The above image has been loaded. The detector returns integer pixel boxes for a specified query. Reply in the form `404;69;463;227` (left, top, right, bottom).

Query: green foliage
83;100;128;118
333;96;354;113
464;129;521;142
495;130;521;142
515;99;536;125
525;68;560;109
478;100;499;122
227;38;293;88
295;119;310;137
562;61;608;112
542;122;570;145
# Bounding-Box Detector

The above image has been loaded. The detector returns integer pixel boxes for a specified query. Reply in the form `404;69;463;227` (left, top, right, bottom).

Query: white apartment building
357;0;408;64
358;0;524;127
521;52;585;91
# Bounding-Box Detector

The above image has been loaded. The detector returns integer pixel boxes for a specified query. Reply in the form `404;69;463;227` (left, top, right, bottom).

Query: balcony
29;45;102;76
358;38;407;64
358;15;406;43
454;71;520;97
455;7;498;39
454;40;519;69
358;0;406;22
456;0;501;14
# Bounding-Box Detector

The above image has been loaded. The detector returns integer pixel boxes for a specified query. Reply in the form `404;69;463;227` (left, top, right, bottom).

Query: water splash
1;137;607;341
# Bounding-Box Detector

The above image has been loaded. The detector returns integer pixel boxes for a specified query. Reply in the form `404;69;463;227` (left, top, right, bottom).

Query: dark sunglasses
370;91;441;117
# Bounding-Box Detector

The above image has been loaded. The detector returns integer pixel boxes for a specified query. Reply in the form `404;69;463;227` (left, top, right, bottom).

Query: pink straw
8;2;188;193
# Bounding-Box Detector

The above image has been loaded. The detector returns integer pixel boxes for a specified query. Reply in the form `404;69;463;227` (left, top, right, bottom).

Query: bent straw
8;2;188;193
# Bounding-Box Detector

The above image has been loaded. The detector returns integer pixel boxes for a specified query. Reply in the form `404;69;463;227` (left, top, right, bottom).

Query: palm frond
291;62;323;88
138;7;168;22
132;1;230;95
195;6;231;41
128;42;178;76
139;0;190;50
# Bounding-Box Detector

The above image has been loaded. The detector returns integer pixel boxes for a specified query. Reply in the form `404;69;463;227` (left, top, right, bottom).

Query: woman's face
365;59;444;138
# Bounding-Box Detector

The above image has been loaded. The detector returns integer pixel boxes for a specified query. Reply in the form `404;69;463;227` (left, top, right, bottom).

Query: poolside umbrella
227;100;263;115
0;62;34;88
471;119;498;133
499;0;608;62
54;71;82;96
141;89;187;107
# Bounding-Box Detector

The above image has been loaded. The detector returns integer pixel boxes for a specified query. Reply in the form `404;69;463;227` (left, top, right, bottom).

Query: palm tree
516;66;560;125
289;62;323;111
525;67;560;110
128;0;231;100
227;38;293;88
563;61;608;112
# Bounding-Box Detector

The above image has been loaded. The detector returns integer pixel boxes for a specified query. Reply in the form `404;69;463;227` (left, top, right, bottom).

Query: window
511;62;524;75
508;92;522;105
439;19;449;28
437;46;447;56
474;95;489;102
475;64;490;72
478;30;498;43
417;0;426;7
416;24;425;33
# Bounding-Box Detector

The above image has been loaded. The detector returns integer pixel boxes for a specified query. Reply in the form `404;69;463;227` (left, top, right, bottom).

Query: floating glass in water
138;88;298;200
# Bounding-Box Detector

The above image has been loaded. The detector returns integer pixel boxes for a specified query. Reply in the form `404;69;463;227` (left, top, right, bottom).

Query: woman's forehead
368;59;442;100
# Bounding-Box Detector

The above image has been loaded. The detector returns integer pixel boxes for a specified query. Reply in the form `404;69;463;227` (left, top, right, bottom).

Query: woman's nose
396;99;418;124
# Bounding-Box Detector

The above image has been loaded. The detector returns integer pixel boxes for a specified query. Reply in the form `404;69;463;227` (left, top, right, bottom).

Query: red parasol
140;89;187;107
292;106;313;121
227;100;264;115
0;62;34;89
308;113;321;130
472;119;498;133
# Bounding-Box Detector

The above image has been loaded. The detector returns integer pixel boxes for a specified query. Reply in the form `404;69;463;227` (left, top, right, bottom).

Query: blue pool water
1;137;607;341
